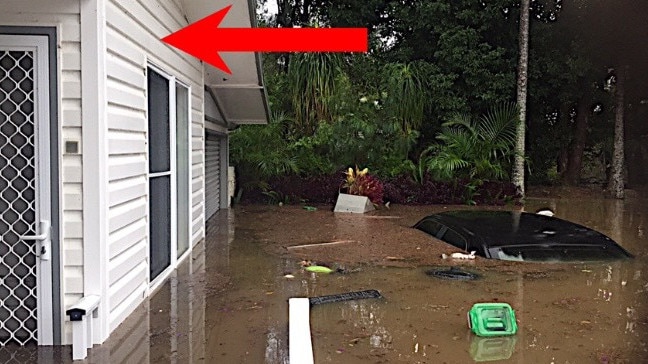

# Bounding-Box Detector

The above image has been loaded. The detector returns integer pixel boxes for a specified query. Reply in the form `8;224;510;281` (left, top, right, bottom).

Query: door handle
19;220;51;261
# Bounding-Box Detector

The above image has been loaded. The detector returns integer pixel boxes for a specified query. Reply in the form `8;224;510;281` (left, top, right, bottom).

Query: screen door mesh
0;49;38;345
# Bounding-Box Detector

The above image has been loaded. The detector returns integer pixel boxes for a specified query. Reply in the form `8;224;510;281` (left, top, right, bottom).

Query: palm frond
442;113;478;137
478;102;519;147
425;103;520;181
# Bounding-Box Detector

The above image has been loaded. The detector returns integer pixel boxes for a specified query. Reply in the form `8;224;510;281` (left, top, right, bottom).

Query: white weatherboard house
0;0;268;357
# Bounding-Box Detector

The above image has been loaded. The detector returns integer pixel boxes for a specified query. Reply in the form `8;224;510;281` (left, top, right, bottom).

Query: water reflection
525;197;648;257
95;221;209;364
469;336;517;362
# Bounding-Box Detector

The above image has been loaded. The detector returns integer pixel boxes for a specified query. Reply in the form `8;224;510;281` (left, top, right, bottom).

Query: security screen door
0;34;54;345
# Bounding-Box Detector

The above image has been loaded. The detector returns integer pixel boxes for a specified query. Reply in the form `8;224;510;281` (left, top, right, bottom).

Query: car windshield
491;244;631;262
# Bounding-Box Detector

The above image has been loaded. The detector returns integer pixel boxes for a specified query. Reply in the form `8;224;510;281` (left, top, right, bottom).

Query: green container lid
468;303;518;337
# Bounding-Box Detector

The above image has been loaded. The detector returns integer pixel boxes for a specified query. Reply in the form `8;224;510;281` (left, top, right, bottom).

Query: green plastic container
468;303;517;337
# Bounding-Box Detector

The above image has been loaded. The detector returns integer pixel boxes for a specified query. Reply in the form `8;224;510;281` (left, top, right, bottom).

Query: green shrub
427;103;520;181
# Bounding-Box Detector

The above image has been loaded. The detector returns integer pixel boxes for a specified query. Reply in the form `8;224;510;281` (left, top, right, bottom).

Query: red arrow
162;5;367;74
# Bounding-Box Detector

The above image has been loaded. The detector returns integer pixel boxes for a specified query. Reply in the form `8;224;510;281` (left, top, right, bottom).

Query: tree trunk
562;101;589;185
556;103;570;180
557;147;568;179
610;67;626;198
275;0;293;28
513;0;530;198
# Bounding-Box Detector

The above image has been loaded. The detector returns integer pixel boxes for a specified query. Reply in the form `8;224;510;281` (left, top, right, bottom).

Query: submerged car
414;210;633;262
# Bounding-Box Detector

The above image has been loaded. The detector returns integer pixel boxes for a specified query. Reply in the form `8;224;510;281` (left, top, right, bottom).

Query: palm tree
513;0;530;198
610;67;626;199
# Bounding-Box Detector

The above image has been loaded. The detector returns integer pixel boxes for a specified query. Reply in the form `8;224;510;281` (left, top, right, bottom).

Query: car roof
415;210;627;251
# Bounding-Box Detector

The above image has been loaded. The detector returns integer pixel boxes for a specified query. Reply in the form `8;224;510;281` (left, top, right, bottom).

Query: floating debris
287;240;355;250
305;265;334;274
468;302;518;337
536;208;555;217
442;251;476;260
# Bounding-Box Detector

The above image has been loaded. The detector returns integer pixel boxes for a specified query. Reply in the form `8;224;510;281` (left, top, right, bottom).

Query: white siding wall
1;0;209;346
105;0;205;332
0;0;83;344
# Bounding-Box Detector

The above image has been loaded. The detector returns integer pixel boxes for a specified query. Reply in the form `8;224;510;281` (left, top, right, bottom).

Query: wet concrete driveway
1;195;647;363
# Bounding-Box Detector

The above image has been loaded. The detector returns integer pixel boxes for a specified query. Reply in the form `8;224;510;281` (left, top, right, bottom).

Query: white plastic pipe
288;298;314;364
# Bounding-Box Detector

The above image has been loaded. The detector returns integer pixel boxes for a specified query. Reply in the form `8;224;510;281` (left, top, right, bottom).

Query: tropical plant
258;182;291;205
396;147;435;185
229;111;299;178
293;113;417;176
427;103;520;182
343;166;384;204
287;52;345;135
230;108;419;183
383;62;428;133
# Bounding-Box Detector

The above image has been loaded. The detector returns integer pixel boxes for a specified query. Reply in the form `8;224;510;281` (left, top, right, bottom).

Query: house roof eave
179;0;270;127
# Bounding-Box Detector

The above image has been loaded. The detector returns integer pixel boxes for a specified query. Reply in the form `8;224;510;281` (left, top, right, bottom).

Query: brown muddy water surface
1;194;647;363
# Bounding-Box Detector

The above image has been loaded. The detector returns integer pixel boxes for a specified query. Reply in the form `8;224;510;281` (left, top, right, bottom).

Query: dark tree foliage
273;0;327;27
261;0;566;135
247;0;647;197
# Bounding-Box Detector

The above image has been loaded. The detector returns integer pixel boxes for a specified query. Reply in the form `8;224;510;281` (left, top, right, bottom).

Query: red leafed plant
343;166;384;204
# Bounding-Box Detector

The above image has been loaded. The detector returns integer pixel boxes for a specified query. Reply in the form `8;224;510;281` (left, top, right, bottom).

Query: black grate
426;267;480;280
309;289;383;306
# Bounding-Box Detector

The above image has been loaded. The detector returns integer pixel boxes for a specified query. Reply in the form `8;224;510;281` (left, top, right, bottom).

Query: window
415;220;443;236
147;66;191;282
441;228;469;251
175;84;190;257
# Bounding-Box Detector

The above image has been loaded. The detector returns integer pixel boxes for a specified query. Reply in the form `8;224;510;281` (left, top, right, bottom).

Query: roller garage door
205;131;224;220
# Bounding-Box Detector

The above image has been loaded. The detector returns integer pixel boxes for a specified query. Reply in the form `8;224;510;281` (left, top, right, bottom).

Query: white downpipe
289;298;314;364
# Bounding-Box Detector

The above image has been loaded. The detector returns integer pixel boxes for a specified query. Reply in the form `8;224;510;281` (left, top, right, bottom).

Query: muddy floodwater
1;192;647;363
193;196;648;364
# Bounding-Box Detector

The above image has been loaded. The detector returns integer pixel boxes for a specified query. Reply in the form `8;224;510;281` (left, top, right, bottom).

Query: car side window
416;220;443;236
440;228;468;251
415;219;469;251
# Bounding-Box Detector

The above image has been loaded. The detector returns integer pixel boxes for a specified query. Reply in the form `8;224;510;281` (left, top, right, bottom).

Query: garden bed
237;171;520;206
